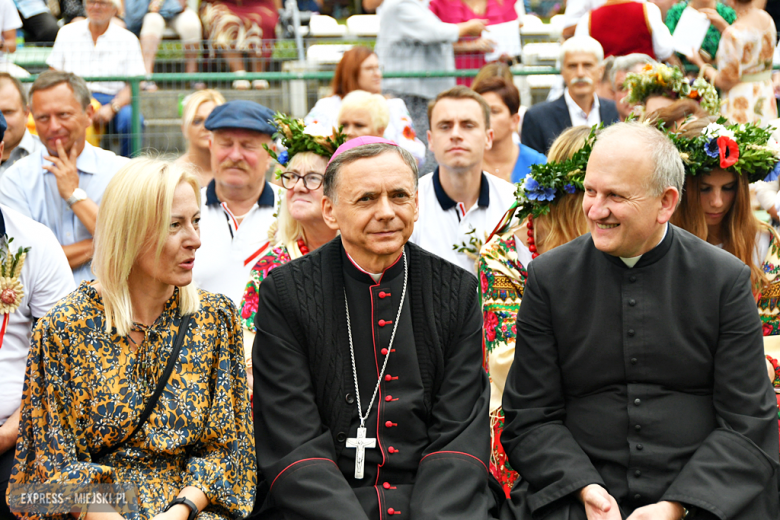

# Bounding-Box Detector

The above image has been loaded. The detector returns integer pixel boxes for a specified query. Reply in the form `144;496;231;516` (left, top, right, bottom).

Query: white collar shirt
0;142;128;284
564;88;601;127
0;205;75;425
0;130;43;176
46;20;147;95
409;169;517;276
193;179;282;306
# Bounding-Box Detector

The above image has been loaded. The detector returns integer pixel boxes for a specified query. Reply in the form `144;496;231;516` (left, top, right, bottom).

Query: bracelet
163;497;198;520
110;100;121;114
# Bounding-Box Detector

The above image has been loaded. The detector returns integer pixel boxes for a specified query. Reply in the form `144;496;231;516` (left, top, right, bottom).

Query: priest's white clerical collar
346;250;384;282
620;224;668;268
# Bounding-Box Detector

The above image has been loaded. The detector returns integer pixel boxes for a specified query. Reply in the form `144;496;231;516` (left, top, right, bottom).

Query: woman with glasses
239;117;346;386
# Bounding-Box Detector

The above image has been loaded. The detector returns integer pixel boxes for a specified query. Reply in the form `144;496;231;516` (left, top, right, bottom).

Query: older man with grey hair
252;136;499;520
611;53;656;121
521;36;619;155
501;122;779;520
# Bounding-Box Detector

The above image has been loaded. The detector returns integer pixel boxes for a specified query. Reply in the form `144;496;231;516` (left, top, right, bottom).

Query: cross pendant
345;426;377;479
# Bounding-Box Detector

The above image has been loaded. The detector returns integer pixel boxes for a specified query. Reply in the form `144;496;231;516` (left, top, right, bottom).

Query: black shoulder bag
92;314;192;461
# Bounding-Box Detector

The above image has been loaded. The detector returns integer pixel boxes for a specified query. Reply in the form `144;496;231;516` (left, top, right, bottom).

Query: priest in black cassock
500;122;780;520
251;136;499;520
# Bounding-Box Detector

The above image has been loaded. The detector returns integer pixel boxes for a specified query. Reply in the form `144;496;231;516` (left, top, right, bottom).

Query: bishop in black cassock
501;123;779;520
251;138;498;520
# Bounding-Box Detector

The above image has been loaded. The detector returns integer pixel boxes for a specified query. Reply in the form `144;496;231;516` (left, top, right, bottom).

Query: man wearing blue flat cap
193;100;282;306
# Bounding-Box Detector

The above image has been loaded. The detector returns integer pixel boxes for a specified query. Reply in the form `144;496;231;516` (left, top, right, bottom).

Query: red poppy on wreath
402;125;416;140
717;136;739;168
480;271;489;293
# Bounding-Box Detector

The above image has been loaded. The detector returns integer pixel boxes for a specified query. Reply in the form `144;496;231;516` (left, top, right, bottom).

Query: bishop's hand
626;501;684;520
579;484;622;520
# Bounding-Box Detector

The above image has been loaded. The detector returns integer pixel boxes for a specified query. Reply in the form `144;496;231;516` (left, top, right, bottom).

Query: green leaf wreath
513;125;599;222
262;113;348;167
623;63;720;116
665;117;780;182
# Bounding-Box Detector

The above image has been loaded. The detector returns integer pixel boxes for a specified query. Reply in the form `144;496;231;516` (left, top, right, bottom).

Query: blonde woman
478;126;592;496
9;159;256;520
337;90;390;141
176;89;226;187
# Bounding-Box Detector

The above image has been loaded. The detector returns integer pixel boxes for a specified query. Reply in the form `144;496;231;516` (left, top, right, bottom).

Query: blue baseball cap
204;100;276;135
0;112;6;142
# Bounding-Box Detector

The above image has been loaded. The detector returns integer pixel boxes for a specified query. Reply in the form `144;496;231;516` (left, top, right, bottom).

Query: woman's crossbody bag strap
92;314;192;462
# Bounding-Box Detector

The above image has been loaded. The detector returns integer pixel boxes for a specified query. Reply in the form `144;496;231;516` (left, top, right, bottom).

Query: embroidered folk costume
479;132;594;496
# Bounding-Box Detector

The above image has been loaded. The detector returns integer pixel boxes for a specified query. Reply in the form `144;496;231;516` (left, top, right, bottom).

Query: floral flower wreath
623;63;720;116
263;113;348;167
665;118;780;183
514;125;598;222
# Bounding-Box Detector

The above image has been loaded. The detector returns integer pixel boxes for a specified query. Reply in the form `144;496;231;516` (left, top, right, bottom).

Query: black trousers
19;12;59;43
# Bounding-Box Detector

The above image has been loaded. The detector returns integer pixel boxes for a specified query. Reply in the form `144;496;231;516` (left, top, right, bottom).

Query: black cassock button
636;444;644;451
634;398;641;406
628;329;635;337
345;393;355;404
635;424;642;431
634;470;641;477
634;494;641;500
336;432;346;442
629;299;637;306
629;275;637;283
630;358;637;365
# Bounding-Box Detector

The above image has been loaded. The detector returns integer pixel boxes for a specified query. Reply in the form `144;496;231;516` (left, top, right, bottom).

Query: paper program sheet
483;20;522;62
672;6;711;56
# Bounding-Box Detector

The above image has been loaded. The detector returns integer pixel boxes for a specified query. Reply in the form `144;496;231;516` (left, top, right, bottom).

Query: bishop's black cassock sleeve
660;267;779;519
408;288;495;519
500;262;606;514
252;275;370;520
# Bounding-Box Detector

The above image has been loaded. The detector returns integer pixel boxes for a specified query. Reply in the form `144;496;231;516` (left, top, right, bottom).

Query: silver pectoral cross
345;426;376;479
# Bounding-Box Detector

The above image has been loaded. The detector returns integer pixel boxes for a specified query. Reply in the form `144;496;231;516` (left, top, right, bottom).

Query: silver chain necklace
343;251;408;479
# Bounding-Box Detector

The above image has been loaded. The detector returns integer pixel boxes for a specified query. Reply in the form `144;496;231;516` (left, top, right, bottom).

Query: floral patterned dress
478;204;529;497
9;283;256;520
717;22;777;124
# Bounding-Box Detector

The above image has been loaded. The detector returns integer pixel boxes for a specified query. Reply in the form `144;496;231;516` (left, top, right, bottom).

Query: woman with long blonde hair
478;125;592;496
10;158;256;520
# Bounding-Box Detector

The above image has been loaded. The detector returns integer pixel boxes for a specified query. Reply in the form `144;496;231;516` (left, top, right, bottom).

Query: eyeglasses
280;171;324;190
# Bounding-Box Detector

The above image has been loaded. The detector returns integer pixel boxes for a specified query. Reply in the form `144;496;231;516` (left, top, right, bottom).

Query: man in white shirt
521;36;619;155
193;100;281;306
0;71;128;284
0;111;75;520
0;73;41;175
410;86;515;276
46;0;146;157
